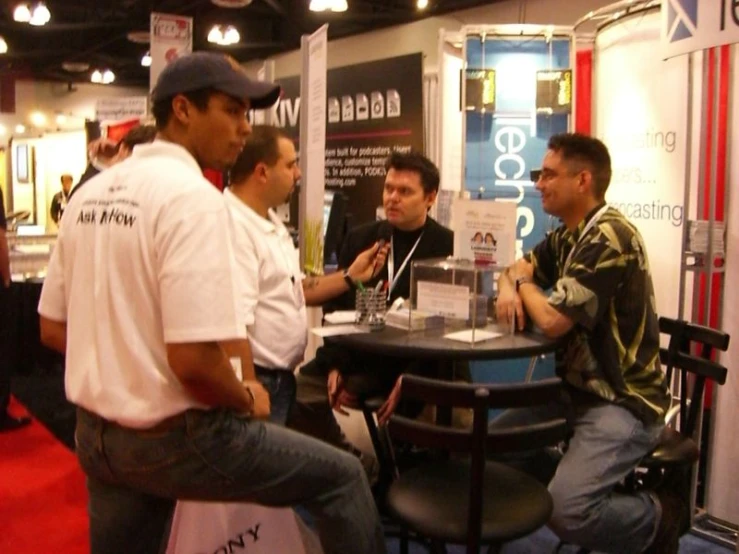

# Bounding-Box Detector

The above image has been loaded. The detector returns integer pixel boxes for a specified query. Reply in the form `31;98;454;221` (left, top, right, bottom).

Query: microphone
376;221;393;247
371;221;393;277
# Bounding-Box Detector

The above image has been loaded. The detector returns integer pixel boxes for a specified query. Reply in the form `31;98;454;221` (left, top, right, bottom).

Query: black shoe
0;414;32;432
644;487;690;554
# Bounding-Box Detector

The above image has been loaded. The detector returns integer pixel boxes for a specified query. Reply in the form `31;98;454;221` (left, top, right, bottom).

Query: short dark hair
547;133;612;200
229;125;292;185
119;124;157;150
385;151;440;195
151;88;215;130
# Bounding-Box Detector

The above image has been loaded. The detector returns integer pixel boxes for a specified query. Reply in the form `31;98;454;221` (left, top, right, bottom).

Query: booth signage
149;13;193;91
535;69;572;115
274;53;424;227
662;0;739;58
94;97;148;122
463;69;496;112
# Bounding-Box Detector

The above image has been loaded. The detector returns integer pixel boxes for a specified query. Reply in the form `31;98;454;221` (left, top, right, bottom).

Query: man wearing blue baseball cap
38;52;386;554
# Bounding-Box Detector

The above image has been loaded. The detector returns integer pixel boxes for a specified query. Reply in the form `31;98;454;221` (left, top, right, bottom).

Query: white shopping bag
166;500;323;554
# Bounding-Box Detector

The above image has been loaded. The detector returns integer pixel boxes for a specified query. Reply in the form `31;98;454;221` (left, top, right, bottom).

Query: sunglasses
530;169;541;182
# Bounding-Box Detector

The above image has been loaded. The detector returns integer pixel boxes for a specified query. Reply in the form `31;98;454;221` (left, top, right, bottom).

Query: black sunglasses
530;169;541;182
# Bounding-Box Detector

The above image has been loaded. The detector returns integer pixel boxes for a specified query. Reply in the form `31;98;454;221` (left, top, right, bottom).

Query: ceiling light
55;114;67;125
224;27;240;44
211;0;252;6
13;4;31;23
30;111;47;128
208;26;224;44
0;36;7;54
207;25;240;46
0;124;6;136
91;70;102;84
15;124;26;134
310;0;347;11
62;61;90;73
102;70;115;84
127;31;150;44
416;0;428;8
310;0;348;12
29;2;51;26
141;52;152;67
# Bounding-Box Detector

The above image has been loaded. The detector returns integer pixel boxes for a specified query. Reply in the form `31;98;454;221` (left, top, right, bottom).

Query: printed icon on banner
386;89;401;118
370;91;384;119
665;0;698;43
327;97;340;123
341;95;354;122
356;94;369;120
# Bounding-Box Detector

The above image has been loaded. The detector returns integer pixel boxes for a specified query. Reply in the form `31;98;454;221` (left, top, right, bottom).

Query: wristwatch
515;276;532;292
343;270;356;290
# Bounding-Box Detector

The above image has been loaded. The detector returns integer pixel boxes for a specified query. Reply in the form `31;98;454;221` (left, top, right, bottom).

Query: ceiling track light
309;0;347;12
14;2;51;26
13;3;31;22
416;0;428;9
0;36;8;54
207;24;240;46
91;69;115;85
141;51;152;67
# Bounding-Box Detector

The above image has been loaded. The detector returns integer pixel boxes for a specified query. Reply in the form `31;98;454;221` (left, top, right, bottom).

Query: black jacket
316;216;454;378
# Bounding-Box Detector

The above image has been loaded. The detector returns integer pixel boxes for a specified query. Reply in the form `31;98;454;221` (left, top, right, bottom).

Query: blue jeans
255;367;296;425
75;407;386;554
490;399;663;554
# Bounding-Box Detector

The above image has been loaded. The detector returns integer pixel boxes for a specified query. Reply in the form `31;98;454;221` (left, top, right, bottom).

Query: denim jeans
75;407;386;554
489;398;663;554
255;367;296;425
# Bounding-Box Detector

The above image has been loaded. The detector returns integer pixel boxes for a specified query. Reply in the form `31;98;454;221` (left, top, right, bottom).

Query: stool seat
387;459;552;544
643;427;700;467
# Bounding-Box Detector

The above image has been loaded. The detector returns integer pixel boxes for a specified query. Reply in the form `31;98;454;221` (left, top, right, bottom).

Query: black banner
535;69;572;115
464;69;496;112
271;53;424;227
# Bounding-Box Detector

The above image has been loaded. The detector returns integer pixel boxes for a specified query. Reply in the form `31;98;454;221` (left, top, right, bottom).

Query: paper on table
311;324;366;337
443;329;503;343
323;310;357;324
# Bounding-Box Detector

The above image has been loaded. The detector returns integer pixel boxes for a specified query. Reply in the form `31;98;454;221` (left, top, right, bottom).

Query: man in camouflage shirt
496;133;681;554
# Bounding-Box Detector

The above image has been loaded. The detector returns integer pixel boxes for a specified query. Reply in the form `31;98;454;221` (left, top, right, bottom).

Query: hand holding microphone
347;222;392;283
372;221;393;277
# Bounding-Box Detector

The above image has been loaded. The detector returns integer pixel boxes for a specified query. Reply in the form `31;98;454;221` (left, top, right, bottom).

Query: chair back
387;375;569;553
658;317;729;437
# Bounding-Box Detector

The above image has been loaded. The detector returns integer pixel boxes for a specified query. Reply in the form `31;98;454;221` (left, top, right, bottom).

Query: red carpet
0;397;89;553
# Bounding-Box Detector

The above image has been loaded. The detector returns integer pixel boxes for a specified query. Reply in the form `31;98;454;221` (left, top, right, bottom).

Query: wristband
343;270;356;290
515;276;532;292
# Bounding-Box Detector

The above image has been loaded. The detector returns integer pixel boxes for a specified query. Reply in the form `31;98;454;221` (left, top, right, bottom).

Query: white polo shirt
224;189;307;370
38;141;246;428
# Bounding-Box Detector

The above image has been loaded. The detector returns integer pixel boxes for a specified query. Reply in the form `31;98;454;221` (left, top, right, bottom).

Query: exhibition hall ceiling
0;0;499;87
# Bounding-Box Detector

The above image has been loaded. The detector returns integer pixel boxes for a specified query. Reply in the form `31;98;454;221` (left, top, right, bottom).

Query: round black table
330;324;562;362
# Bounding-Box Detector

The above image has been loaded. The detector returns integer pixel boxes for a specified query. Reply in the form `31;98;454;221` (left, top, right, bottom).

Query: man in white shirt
225;125;388;424
37;52;386;554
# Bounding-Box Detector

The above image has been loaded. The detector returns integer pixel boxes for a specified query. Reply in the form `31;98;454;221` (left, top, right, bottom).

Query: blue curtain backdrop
464;35;571;385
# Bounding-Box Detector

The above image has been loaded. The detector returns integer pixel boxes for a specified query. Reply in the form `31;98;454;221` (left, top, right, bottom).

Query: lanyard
564;204;609;272
387;232;424;296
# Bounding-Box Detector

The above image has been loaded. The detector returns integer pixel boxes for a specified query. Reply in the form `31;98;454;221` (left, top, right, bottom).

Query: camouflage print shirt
525;204;670;424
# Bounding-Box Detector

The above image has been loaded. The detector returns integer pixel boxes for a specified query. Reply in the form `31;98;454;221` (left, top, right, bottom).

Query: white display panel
595;10;688;319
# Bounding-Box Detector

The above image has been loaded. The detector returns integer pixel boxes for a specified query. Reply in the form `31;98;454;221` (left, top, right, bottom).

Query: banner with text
274;53;424;227
150;13;193;91
298;24;328;273
95;97;148;123
662;0;739;59
464;36;571;259
596;9;687;318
